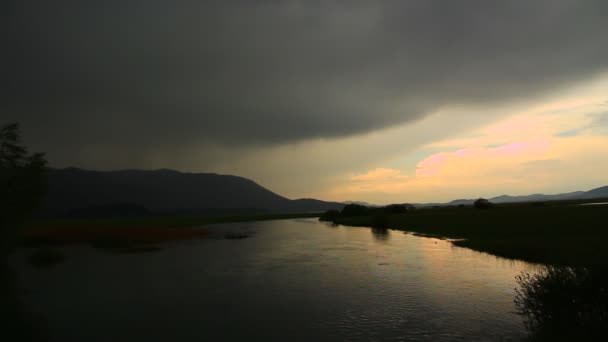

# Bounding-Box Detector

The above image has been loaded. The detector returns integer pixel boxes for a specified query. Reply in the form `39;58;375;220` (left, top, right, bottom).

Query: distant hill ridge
42;168;344;217
42;168;608;217
411;187;607;207
581;185;608;199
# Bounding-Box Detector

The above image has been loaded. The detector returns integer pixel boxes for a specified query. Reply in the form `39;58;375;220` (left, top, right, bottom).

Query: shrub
473;198;493;209
341;204;370;216
515;266;608;340
319;209;340;222
383;204;408;214
371;214;389;228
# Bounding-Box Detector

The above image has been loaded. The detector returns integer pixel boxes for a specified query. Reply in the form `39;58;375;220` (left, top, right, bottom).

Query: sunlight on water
578;202;608;206
13;219;538;341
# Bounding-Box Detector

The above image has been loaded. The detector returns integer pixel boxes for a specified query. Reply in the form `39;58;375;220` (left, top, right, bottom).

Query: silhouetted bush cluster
382;204;408;214
473;198;493;209
515;266;608;340
371;214;389;228
319;209;340;222
319;203;411;225
341;204;370;216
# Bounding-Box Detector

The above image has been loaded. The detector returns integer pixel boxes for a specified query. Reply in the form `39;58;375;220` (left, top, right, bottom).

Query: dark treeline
319;203;413;228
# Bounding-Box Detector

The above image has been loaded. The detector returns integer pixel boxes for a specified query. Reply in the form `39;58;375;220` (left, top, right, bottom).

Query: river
13;218;538;341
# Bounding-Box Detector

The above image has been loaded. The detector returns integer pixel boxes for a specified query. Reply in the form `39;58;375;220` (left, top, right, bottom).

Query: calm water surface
14;219;538;341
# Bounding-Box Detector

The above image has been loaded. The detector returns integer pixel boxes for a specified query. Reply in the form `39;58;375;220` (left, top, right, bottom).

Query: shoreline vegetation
21;212;320;247
19;212;320;266
322;199;608;267
19;197;608;267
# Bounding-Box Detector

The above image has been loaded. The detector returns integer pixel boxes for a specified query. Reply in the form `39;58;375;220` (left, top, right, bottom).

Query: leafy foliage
1;123;47;253
382;204;409;214
371;214;389;228
341;203;371;216
473;198;493;209
319;209;340;222
515;266;608;340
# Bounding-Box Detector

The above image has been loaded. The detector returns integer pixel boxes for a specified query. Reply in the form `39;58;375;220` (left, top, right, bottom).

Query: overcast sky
5;0;608;203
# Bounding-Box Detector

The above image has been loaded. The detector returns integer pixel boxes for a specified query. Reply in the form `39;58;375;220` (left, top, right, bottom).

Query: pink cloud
319;104;608;203
416;140;552;181
351;167;407;181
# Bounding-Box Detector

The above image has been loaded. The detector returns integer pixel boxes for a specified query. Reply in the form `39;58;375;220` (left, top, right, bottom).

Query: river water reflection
14;218;539;341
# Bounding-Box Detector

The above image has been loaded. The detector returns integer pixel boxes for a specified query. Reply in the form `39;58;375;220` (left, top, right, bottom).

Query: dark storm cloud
4;0;608;150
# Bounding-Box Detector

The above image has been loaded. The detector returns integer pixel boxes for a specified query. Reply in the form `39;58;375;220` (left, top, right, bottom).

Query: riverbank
333;203;608;266
21;212;321;246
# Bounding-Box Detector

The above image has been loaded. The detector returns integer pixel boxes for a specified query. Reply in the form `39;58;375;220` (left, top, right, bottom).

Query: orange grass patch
23;224;209;245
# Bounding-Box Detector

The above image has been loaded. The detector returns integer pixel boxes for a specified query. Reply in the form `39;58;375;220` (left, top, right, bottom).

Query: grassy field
334;202;608;267
21;212;321;246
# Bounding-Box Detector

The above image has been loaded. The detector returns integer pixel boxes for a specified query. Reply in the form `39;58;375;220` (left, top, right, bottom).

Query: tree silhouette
473;198;493;209
341;204;370;216
0;123;47;254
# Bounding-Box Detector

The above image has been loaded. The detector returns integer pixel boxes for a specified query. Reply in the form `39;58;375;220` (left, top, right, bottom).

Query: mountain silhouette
40;168;608;217
488;191;585;203
41;168;344;217
580;185;608;199
409;187;607;207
